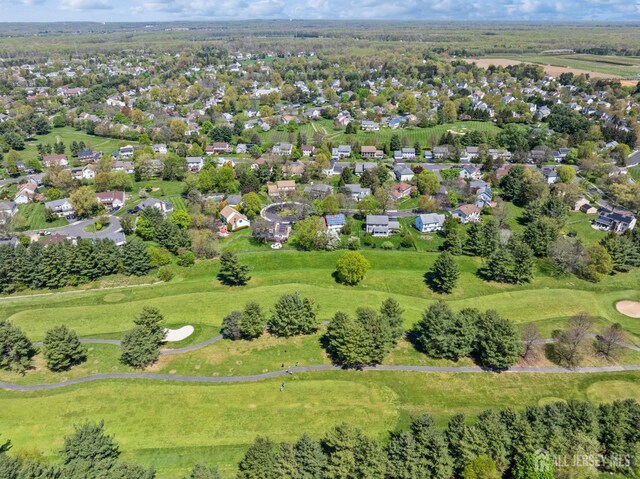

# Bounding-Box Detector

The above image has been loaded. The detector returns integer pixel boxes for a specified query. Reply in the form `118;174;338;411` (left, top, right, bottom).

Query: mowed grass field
20;126;138;163
258;120;501;147
1;250;640;477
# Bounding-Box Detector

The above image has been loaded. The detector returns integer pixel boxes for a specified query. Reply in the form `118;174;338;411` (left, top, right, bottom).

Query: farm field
258;120;502;147
464;54;640;82
1;250;640;477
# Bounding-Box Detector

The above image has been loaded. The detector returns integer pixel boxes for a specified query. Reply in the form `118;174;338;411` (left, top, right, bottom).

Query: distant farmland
464;53;640;84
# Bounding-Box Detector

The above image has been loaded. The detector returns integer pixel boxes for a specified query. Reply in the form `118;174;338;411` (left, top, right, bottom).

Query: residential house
220;205;250;231
361;145;379;159
95;191;126;209
355;162;377;176
541;167;558;184
389;182;416;200
267;180;297;197
398;148;416;160
325;214;346;231
304;183;334;199
77;150;101;163
44;198;75;218
137;198;174;216
627;150;640;167
361;120;380;131
282;162;306;177
119;145;134;159
14;179;38;204
459;165;482;180
415;213;446;233
343;184;371;201
470;180;493;208
301;145;315;157
393;165;415;182
593;211;636;234
366;215;400;237
113;161;134;174
451;204;481;224
579;203;598;215
331;145;351;160
226;194;242;208
0;201;17;225
206;143;232;155
187;156;204;172
153;144;168;155
42;154;68;168
432;146;452;160
272;143;293;156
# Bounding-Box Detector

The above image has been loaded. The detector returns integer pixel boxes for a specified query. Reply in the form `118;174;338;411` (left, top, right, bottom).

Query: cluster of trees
0;421;158;479
133;206;191;255
236;399;640;479
601;229;640;273
221;292;318;340
325;298;404;366
0;238;152;293
0;320;86;374
412;302;522;370
549;237;613;282
120;306;166;368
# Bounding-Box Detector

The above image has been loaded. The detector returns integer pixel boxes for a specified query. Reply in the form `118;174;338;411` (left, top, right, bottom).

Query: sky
0;0;639;22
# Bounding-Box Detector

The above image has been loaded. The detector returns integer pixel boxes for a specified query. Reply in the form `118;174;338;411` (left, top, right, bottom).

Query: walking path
5;333;640;392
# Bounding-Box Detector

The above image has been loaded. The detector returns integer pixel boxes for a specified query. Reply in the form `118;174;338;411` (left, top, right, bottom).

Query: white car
270;242;283;250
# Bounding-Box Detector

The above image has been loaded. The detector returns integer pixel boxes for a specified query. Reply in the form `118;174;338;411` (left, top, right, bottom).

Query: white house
415;213;446;233
44;198;75;218
220;205;250;231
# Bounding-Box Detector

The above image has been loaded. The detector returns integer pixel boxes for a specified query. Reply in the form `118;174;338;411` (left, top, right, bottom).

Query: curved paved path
7;334;640;392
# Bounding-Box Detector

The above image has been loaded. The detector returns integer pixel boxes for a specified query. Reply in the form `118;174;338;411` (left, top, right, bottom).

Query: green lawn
629;167;640;181
16;202;69;231
2;371;640;478
20;126;138;164
258;120;501;148
2;249;640;477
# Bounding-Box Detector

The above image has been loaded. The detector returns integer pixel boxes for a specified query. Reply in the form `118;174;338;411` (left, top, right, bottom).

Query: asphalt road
5;334;640;391
28;215;122;239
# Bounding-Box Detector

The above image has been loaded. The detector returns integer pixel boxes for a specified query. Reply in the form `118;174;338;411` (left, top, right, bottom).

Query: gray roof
367;215;389;225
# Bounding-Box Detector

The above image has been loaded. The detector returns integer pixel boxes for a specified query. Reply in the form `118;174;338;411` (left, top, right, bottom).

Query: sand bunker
615;301;640;318
164;325;194;342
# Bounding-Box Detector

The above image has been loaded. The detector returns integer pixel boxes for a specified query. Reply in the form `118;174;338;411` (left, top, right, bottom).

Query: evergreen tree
274;443;298;479
269;292;317;337
42;325;86;372
386;431;419;479
379;297;405;342
184;464;221;479
480;220;500;257
410;414;454;479
240;302;266;339
464;222;485;256
524;218;558;257
218;252;251;286
474;310;522;370
237;436;277;479
0;320;35;373
294;434;326;479
430;251;460;293
122;239;152;276
442;227;463;255
221;311;243;340
61;421;120;470
325;311;373;366
485;247;513;283
412;302;475;361
445;414;485;475
120;326;162;368
134;306;165;343
510;235;535;283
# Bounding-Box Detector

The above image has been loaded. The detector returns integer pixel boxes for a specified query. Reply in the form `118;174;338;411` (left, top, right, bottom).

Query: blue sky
0;0;639;22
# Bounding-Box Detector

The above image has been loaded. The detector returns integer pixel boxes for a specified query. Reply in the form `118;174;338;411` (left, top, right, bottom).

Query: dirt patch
616;301;640;318
464;58;623;80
